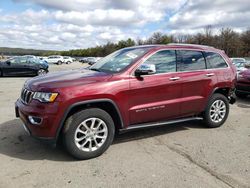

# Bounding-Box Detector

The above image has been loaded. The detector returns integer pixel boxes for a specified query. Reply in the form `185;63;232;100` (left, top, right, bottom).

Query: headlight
33;92;58;103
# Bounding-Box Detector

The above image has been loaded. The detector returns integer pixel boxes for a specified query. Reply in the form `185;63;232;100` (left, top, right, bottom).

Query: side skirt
119;117;203;133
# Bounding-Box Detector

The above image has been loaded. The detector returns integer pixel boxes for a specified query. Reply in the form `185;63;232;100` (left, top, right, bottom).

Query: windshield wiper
89;68;101;72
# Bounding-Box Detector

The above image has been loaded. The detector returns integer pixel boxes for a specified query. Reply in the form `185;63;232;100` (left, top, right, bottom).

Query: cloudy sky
0;0;249;50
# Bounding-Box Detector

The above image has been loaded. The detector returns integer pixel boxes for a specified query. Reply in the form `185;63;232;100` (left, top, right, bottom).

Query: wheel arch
56;99;124;141
203;87;233;112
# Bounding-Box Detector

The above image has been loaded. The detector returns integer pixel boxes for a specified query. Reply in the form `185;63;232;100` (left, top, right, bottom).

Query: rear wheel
66;61;71;64
37;69;47;76
63;108;115;160
203;93;229;128
57;61;62;65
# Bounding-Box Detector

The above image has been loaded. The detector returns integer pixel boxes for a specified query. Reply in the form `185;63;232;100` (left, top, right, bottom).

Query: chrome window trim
131;48;230;78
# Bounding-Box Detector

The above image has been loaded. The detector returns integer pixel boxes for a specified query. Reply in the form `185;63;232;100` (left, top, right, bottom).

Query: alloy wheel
74;118;108;152
209;99;226;123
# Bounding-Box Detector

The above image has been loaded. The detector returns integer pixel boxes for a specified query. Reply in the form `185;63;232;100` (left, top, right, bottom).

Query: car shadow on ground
236;96;250;108
0;118;206;162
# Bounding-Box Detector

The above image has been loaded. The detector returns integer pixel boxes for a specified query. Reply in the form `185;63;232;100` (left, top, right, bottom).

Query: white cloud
0;0;249;50
167;0;250;33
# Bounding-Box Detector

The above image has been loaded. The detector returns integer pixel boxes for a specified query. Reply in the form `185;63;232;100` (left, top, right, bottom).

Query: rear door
128;50;182;125
204;51;231;85
176;50;216;116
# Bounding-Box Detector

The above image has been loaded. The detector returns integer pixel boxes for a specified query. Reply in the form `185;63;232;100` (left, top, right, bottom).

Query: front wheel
203;93;229;128
37;69;47;76
63;108;115;160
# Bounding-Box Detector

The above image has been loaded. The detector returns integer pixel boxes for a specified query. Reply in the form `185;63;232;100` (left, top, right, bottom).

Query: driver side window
143;50;176;74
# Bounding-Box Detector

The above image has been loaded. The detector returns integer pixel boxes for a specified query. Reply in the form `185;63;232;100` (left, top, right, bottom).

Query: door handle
169;77;180;81
206;73;215;77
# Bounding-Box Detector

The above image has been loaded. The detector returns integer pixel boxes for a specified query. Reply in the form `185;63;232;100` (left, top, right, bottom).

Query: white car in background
45;55;64;65
230;58;246;64
63;56;74;64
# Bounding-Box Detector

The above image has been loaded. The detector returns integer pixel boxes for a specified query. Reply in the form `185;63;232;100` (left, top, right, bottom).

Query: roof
125;43;217;51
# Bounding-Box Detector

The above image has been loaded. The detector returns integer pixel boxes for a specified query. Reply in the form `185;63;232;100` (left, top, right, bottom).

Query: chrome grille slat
21;88;33;104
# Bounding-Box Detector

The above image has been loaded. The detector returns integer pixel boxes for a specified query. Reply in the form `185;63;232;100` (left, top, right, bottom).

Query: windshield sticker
126;52;138;59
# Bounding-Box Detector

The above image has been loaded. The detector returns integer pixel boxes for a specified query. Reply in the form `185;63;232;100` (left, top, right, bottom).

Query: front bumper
15;98;62;146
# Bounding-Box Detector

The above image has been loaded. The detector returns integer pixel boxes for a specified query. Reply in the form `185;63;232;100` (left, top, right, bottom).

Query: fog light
28;116;42;125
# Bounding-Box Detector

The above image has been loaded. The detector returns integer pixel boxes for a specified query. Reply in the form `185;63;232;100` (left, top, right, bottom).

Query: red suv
15;44;236;159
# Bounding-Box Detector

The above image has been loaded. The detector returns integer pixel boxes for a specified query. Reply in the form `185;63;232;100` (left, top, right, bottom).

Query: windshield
234;62;245;68
90;47;151;73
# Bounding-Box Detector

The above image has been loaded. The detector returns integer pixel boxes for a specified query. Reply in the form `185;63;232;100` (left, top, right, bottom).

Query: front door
128;50;182;125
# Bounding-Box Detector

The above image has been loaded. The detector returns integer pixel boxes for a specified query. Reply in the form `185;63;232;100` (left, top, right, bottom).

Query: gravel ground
0;62;249;188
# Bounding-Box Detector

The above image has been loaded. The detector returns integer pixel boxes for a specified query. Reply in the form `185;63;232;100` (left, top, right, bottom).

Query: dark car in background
0;56;48;76
79;57;102;65
236;65;250;98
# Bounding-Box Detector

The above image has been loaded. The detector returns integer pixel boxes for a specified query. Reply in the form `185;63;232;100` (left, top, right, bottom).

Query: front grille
21;88;34;104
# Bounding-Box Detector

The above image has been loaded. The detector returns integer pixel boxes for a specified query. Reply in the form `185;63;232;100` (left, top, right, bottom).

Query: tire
235;91;247;98
37;69;47;76
0;69;2;76
57;61;62;65
66;61;71;64
203;93;229;128
63;108;115;160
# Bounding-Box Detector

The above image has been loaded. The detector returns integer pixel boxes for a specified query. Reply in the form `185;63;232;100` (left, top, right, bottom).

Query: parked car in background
45;55;64;65
0;56;48;76
87;57;102;65
79;57;88;63
15;44;236;160
234;61;247;72
79;57;102;64
86;57;98;65
231;58;246;64
236;64;250;98
63;56;74;64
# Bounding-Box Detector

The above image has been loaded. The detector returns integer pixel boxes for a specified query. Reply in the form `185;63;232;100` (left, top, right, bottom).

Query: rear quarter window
204;52;228;69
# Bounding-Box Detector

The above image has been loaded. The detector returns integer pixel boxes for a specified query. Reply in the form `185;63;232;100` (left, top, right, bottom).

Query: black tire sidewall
203;94;229;128
63;108;115;160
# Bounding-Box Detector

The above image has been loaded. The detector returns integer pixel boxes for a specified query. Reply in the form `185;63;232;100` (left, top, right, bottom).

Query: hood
26;68;112;91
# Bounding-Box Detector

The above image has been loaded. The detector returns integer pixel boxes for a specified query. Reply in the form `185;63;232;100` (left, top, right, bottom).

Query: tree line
1;27;249;58
58;27;250;58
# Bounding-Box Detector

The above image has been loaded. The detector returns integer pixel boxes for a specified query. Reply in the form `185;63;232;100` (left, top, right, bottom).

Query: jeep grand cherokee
15;44;236;159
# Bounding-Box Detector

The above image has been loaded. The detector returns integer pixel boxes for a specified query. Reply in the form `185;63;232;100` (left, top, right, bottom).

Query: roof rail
167;43;215;49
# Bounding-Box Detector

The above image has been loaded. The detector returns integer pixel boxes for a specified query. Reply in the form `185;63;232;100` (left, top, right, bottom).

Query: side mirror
6;61;11;65
135;64;156;77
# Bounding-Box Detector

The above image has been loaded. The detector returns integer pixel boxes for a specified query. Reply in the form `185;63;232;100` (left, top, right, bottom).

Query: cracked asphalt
0;62;249;188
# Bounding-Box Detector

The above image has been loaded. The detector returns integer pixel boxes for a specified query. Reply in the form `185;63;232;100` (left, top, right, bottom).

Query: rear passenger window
204;52;228;69
177;50;206;72
143;50;176;74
